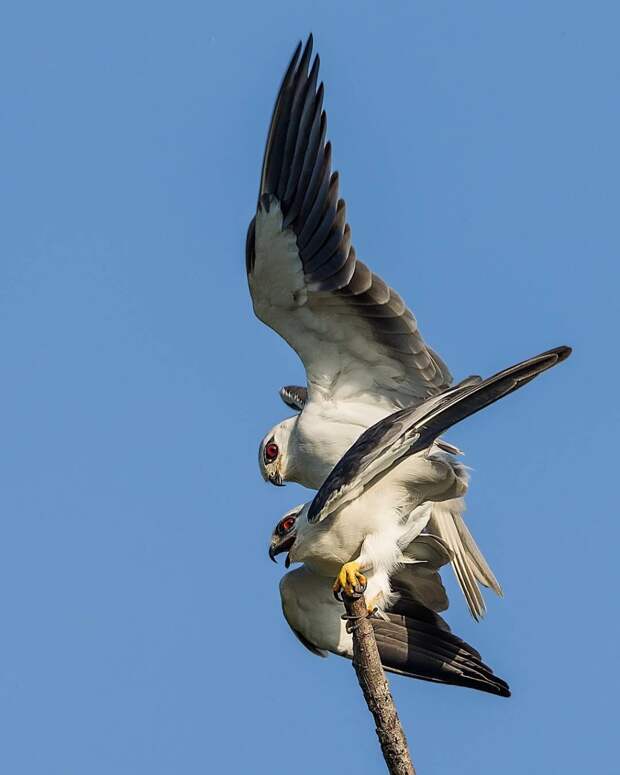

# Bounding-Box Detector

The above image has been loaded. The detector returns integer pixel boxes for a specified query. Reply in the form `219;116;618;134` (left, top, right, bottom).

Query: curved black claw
341;610;369;633
333;580;366;602
333;563;367;602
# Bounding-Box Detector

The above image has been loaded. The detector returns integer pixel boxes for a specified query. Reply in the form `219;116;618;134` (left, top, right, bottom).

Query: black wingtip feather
259;40;303;198
282;54;321;206
549;345;572;362
245;217;256;274
373;613;511;697
277;43;313;199
308;345;571;524
256;37;360;297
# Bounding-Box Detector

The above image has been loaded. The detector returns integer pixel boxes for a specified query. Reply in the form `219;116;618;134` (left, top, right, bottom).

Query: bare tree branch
342;592;416;775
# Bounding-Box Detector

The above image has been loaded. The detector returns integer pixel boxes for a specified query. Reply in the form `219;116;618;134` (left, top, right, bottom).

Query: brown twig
342;592;416;775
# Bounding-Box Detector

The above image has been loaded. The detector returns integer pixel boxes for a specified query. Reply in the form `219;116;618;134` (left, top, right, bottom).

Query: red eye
279;516;295;533
265;441;279;463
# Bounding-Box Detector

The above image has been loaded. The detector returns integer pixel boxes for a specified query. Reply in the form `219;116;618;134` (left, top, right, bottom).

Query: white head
258;417;296;487
268;503;306;565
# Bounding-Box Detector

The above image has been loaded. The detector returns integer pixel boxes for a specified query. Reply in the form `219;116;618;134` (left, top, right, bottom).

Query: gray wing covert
308;346;571;523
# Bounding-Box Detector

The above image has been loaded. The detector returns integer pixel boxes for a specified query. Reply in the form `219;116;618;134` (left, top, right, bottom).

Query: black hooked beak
269;533;295;564
268;472;285;487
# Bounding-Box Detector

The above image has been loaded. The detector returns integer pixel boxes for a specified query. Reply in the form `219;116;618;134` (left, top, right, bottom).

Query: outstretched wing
308;346;571;523
247;36;451;408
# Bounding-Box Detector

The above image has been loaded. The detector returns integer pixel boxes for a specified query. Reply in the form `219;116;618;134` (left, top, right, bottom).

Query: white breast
290;399;394;489
291;474;413;574
290;450;466;579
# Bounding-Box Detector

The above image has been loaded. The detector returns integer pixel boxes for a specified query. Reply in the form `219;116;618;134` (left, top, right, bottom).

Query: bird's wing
279;568;332;658
427;498;502;622
308;346;571;523
392;532;452;613
279;385;308;411
247;36;451;408
372;610;510;697
289;626;328;658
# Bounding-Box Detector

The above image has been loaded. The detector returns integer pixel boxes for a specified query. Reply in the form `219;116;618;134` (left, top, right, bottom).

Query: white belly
290;400;395;489
291;451;467;575
292;475;418;574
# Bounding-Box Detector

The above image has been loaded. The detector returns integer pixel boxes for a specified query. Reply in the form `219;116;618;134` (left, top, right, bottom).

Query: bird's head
268;504;304;566
258;417;295;487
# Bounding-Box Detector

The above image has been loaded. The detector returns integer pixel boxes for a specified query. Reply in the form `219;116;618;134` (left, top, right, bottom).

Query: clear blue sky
1;2;617;773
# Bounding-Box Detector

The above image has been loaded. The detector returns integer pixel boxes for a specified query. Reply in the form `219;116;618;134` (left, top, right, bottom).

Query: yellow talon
332;561;367;598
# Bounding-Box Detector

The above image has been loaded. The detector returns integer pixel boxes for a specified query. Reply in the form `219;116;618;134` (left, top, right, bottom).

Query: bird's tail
428;497;502;621
373;593;510;697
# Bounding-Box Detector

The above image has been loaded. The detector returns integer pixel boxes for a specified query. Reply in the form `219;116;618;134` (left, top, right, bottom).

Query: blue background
1;3;617;773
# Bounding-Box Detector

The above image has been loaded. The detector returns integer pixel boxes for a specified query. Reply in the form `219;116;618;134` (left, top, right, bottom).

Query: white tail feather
428;496;501;621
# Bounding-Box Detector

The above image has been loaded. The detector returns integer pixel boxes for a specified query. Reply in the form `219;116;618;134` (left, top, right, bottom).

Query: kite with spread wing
246;38;571;676
247;35;516;618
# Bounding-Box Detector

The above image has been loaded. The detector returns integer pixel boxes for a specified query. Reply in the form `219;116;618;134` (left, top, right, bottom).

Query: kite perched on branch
248;35;507;621
266;346;568;625
270;511;510;696
246;33;571;773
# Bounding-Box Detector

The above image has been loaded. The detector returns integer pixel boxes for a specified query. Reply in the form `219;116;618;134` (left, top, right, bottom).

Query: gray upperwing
308;346;571;524
372;612;511;696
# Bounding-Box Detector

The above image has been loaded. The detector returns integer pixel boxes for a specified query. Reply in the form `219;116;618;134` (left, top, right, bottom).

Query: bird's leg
333;561;367;600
